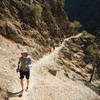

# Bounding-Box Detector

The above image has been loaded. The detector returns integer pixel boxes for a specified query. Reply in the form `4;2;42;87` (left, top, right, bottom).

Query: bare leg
25;79;29;91
20;79;24;91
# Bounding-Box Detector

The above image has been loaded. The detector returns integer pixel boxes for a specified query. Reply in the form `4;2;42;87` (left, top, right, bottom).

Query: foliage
86;45;97;57
27;3;43;23
82;31;90;35
69;21;81;29
57;0;65;7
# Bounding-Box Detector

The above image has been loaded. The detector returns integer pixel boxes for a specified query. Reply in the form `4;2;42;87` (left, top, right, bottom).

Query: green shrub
57;0;64;7
82;31;90;35
86;45;96;56
27;3;43;24
32;4;42;18
69;21;81;29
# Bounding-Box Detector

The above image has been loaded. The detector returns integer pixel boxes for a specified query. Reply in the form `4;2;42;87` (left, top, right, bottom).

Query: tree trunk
89;65;96;83
89;55;96;83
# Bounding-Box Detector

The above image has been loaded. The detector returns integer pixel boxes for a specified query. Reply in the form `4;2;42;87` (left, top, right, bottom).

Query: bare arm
18;61;20;69
16;59;21;72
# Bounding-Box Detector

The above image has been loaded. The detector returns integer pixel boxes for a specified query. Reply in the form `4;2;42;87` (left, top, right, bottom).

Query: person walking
16;50;32;93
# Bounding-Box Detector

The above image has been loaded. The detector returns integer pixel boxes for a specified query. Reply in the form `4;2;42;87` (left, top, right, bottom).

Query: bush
57;0;65;7
86;45;97;57
27;3;43;24
69;21;81;29
82;31;90;35
32;4;42;18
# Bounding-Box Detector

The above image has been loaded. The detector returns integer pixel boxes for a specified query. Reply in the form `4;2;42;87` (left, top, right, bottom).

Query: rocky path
9;33;100;100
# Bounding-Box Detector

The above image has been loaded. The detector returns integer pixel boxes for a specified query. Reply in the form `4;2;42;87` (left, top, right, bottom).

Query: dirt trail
9;33;100;100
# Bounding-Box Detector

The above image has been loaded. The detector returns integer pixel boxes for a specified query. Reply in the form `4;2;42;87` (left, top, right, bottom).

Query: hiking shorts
20;70;30;79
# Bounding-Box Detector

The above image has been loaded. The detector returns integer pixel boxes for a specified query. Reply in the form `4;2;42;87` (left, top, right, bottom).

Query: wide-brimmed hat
21;49;28;54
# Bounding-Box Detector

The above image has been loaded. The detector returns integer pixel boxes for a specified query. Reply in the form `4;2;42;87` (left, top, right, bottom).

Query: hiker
48;47;52;53
47;44;55;53
16;50;32;92
48;46;56;53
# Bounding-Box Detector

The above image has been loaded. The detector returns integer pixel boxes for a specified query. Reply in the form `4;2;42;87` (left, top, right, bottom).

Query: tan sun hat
21;49;28;54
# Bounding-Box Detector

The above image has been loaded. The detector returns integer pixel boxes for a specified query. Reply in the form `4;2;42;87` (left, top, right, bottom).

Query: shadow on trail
78;79;100;95
8;90;23;98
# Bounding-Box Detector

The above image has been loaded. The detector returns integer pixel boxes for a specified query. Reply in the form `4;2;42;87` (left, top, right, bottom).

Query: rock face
64;0;100;34
0;0;71;45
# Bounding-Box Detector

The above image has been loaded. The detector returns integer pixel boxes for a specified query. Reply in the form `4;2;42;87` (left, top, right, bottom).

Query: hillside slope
0;34;100;100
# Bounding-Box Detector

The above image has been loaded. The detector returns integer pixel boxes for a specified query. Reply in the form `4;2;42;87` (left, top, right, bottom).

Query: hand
16;68;20;72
